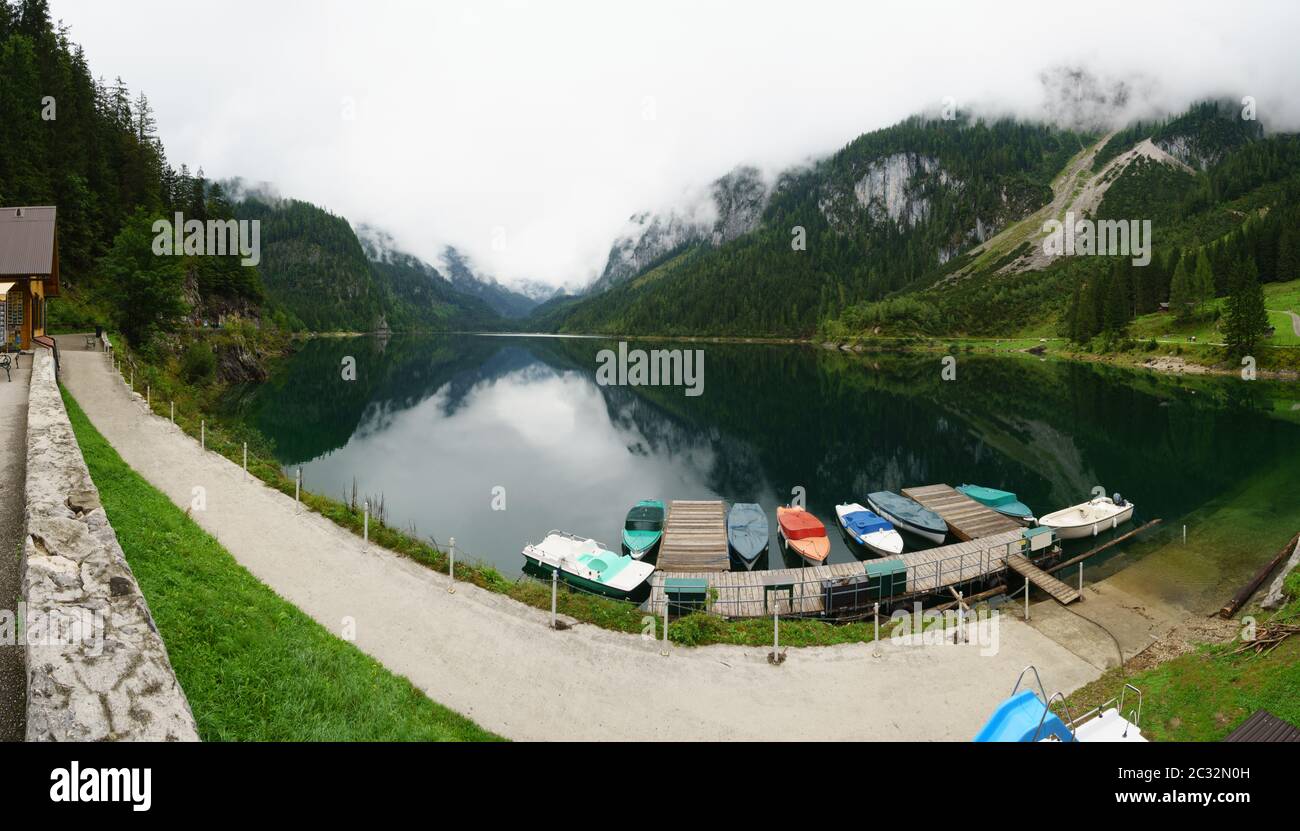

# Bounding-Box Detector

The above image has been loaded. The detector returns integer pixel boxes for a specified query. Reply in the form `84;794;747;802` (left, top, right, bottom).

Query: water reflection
230;335;1300;612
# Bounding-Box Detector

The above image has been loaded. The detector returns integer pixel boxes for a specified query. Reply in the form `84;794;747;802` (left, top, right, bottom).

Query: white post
772;609;779;661
200;420;205;450
295;467;301;512
661;591;668;653
363;501;369;545
550;569;558;630
129;366;133;390
242;443;248;478
1024;576;1030;621
447;537;456;593
170;401;174;423
146;385;150;408
1183;525;1187;544
872;602;882;658
1078;562;1084;597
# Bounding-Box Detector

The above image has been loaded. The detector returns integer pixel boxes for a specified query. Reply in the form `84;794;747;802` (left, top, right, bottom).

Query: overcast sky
52;0;1300;290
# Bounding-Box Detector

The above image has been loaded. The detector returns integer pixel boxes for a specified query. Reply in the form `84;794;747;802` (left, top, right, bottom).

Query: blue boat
866;491;947;545
957;484;1035;525
727;503;769;570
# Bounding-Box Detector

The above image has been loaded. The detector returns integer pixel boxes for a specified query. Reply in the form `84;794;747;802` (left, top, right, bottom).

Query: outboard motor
1112;493;1126;507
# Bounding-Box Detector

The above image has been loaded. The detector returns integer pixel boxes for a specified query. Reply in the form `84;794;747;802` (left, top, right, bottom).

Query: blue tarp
844;510;892;537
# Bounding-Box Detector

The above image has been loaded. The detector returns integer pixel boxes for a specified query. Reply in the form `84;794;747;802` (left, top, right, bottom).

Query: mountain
546;115;1087;336
438;245;542;318
355;225;502;331
588;165;769;294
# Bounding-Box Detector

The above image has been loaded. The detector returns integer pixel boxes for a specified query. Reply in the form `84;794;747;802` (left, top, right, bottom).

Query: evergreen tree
1193;251;1215;315
1169;255;1194;319
99;208;187;344
1223;258;1269;358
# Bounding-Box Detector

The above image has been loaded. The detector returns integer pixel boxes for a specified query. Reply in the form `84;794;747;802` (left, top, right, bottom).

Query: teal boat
957;484;1035;525
621;499;665;560
522;531;656;599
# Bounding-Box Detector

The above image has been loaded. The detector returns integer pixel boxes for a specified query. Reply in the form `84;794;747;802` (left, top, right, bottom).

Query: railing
644;535;1036;620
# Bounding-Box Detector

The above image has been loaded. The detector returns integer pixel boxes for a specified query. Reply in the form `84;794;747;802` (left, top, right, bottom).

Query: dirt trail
58;343;1098;740
0;355;30;741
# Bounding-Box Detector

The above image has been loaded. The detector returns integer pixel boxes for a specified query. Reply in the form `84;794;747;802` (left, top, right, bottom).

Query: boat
621;499;665;560
776;506;830;566
834;503;904;557
1038;495;1135;540
727;503;769;570
866;491;947;545
956;484;1035;525
976;666;1146;742
522;531;655;599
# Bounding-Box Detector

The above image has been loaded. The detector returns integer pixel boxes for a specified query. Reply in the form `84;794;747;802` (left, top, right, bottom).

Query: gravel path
59;343;1098;740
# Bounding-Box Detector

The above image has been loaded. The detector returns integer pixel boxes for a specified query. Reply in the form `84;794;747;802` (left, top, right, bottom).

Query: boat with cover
727;503;770;570
866;491;947;545
956;484;1035;525
834;503;904;557
1038;495;1135;540
776;506;830;566
621;499;665;560
522;531;655;598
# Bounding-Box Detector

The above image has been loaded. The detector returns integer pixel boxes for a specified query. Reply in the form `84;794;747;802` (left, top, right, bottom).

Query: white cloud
52;0;1300;289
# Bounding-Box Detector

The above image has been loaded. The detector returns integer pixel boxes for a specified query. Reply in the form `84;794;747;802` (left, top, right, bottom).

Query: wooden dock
649;528;1027;619
902;484;1023;541
1005;553;1080;604
657;500;729;573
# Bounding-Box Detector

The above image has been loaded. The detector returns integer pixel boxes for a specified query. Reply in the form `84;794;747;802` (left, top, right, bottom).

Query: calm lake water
229;334;1300;613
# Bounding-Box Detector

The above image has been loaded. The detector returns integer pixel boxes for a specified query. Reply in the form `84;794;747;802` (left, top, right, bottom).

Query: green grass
1064;556;1300;741
60;384;501;742
1127;279;1300;348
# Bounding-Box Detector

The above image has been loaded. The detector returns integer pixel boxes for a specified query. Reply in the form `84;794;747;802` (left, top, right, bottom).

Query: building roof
0;206;58;277
1224;710;1300;742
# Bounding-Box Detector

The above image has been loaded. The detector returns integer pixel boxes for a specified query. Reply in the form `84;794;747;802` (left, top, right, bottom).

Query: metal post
242;442;247;478
1078;562;1084;597
550;569;558;630
295;467;301;512
772;609;779;660
200;420;205;450
146;385;150;408
170;401;174;423
1183;525;1187;544
1024;576;1030;621
448;537;456;593
661;591;668;653
129;366;133;390
872;602;882;658
363;501;369;545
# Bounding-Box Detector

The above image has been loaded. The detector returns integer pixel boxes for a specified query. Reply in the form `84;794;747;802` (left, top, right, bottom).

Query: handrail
1011;665;1048;702
1032;690;1077;742
1119;683;1143;729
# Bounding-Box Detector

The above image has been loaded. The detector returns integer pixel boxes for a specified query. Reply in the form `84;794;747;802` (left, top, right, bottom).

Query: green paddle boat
621;499;665;560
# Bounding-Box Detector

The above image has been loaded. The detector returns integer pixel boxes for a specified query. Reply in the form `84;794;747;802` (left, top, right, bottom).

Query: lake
230;334;1300;614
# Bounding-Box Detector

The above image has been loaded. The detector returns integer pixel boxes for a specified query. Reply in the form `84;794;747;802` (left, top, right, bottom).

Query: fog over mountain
52;0;1300;290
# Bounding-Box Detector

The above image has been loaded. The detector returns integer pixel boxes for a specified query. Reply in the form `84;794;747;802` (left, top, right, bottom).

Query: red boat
776;506;830;566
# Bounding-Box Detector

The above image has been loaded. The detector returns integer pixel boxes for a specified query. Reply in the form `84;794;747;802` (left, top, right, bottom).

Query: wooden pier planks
647;528;1027;619
902;484;1023;541
1005;553;1080;604
657;500;729;573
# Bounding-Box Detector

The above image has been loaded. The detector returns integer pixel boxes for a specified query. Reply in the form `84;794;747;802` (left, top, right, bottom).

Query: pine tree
1224;258;1270;358
1278;222;1300;283
1193;251;1215;315
1170;255;1194;319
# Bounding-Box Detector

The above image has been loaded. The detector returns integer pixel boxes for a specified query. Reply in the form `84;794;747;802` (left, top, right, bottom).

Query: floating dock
1005;553;1080;604
649;528;1028;619
657;500;729;573
901;484;1023;541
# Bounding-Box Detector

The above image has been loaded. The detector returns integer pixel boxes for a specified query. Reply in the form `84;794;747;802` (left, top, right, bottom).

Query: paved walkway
58;341;1098;740
0;353;31;741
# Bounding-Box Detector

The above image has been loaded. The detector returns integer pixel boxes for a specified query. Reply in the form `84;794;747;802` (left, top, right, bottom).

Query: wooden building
0;206;60;350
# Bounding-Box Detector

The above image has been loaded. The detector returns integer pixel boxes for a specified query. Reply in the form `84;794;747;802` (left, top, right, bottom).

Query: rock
22;354;199;742
1262;537;1300;610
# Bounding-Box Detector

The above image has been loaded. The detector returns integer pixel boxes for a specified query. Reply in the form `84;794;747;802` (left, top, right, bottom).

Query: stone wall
21;353;198;741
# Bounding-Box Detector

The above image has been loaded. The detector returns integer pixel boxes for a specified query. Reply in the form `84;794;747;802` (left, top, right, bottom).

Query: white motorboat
1037;495;1135;540
834;503;905;557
